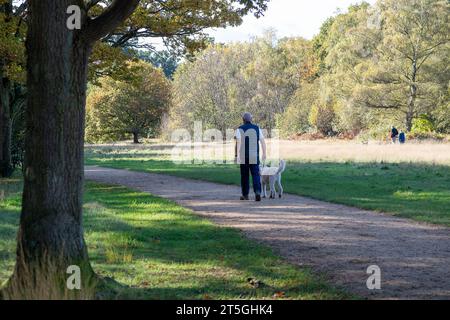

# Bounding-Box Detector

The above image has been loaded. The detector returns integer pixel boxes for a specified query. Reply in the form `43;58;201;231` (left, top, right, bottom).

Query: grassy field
85;142;450;227
0;176;348;300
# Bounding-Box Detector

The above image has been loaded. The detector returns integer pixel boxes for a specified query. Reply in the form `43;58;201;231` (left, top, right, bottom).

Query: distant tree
278;81;320;138
86;61;171;144
171;43;254;134
276;37;320;137
243;32;307;133
353;0;450;131
319;3;375;135
171;33;313;135
312;17;335;75
138;50;179;79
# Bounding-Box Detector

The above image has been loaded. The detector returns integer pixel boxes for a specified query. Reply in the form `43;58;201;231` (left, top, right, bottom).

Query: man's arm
235;139;241;164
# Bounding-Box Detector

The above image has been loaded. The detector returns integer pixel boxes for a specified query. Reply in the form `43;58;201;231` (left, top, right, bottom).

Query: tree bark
0;74;13;178
406;59;418;132
406;109;414;132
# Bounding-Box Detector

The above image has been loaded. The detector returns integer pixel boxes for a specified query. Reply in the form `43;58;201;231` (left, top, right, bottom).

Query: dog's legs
262;182;267;198
270;177;276;199
277;176;283;198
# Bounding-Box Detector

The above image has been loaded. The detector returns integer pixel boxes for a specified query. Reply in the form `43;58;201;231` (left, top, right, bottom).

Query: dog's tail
276;160;286;175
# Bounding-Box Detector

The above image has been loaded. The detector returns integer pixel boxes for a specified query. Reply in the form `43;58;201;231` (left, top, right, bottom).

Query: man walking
391;126;399;143
235;113;267;202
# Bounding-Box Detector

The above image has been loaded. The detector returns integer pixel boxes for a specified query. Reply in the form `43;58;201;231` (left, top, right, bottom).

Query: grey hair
243;112;253;123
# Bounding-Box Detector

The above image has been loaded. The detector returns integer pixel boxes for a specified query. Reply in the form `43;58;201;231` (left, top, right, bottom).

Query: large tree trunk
3;0;140;299
0;74;13;178
6;0;95;298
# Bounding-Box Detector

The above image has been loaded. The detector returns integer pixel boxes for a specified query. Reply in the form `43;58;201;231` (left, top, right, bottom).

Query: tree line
170;0;449;140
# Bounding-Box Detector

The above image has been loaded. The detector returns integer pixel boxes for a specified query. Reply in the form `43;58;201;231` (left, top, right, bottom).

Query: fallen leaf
273;291;285;299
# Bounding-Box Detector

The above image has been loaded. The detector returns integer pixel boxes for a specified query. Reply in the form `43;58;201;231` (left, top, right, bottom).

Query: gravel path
85;166;450;300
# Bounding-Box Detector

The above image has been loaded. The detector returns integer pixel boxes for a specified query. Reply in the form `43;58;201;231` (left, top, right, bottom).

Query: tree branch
85;0;103;11
14;2;27;17
82;0;141;43
364;102;402;109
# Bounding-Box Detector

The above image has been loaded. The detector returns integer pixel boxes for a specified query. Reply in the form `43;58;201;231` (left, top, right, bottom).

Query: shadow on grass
84;183;345;299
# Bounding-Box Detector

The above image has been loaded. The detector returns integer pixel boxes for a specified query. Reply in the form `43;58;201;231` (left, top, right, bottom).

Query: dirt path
85;166;450;300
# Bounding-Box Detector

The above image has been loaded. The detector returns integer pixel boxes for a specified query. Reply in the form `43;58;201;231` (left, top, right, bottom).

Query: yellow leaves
88;42;139;83
4;62;25;83
0;12;26;84
86;2;106;19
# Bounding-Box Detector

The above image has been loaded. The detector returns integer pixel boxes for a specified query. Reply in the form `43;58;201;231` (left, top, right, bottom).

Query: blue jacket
238;122;261;165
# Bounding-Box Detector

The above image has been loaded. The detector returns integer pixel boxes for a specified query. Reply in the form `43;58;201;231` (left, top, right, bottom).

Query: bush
408;132;446;141
309;103;336;136
411;115;435;134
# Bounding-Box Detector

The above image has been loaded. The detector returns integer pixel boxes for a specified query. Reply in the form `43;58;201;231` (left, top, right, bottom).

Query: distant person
235;112;267;202
391;126;399;143
399;130;406;144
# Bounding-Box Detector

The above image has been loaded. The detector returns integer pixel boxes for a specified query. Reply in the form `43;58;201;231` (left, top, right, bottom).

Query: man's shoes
240;196;249;201
255;194;261;202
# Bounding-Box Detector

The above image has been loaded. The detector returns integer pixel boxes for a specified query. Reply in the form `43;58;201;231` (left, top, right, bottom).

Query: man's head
243;112;253;124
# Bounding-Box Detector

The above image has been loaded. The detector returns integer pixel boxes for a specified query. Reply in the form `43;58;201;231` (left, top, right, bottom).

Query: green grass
86;150;450;227
0;178;348;300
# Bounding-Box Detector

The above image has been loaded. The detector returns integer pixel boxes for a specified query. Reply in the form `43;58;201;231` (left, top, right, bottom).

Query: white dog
260;160;286;199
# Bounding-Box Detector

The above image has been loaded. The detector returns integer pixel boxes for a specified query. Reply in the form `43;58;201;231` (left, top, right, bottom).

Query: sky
208;0;378;43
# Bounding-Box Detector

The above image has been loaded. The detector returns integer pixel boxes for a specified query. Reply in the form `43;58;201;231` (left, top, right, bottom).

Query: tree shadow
82;184;348;299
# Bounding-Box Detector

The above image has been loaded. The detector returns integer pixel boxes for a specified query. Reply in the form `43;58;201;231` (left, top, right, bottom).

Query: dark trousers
240;164;261;196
